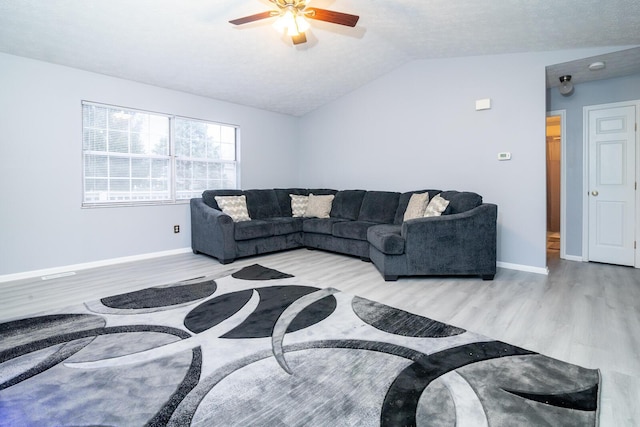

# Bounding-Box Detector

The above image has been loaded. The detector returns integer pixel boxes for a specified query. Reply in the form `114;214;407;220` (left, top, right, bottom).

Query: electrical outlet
174;225;180;233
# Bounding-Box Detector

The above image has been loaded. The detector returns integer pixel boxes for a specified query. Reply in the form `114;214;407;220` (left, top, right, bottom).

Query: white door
587;105;636;266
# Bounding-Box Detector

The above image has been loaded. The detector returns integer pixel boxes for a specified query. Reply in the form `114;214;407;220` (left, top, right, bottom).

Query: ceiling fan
229;0;359;45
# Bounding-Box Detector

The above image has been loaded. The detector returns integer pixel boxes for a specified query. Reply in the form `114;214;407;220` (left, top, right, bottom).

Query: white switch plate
475;98;491;110
497;152;511;161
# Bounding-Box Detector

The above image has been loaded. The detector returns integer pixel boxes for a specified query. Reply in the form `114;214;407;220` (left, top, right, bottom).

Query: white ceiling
1;0;639;116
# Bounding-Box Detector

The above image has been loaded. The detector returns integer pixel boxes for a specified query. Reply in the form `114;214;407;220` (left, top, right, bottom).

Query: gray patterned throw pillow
424;194;450;217
290;194;309;217
214;195;251;222
403;192;429;221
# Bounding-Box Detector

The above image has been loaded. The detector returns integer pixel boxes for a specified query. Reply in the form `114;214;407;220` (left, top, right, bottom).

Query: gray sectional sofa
190;188;497;281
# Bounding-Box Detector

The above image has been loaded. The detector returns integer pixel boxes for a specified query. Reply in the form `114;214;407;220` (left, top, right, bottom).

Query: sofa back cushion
202;189;244;210
244;189;282;219
273;188;337;217
330;190;366;220
274;188;307;216
394;189;441;224
358;191;401;224
307;188;338;196
440;191;483;214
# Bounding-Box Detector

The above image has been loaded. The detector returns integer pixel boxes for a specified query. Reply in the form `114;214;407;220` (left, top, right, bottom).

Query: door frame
547;110;568;260
582;100;640;267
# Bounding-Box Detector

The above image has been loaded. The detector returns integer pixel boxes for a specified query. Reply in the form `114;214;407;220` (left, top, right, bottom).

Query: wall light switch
497;152;511;161
475;98;491;110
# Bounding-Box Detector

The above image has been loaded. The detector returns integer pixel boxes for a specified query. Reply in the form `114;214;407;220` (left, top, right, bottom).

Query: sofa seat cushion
367;224;405;255
332;221;376;241
267;217;303;236
234;220;274;241
358;191;401;224
303;217;348;235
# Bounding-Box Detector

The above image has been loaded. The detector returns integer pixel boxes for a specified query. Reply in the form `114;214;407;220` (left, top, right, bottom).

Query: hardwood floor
1;248;639;425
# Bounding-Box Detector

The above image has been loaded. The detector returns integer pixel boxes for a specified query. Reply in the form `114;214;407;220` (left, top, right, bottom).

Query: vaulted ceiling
1;0;639;116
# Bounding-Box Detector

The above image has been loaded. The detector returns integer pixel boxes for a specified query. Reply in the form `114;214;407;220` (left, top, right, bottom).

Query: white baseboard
562;254;584;262
0;248;193;284
2;249;569;283
497;261;549;275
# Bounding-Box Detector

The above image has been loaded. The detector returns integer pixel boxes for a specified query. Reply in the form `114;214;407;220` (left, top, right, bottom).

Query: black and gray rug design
0;264;600;426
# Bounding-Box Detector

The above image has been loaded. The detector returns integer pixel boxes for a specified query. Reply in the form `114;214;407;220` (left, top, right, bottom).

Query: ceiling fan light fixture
558;75;574;96
273;10;294;34
230;0;359;46
272;8;308;36
295;15;310;32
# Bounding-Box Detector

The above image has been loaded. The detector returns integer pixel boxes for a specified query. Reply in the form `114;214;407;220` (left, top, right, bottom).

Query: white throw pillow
403;192;429;221
304;193;335;218
290;194;309;217
214;195;251;222
424;194;450;217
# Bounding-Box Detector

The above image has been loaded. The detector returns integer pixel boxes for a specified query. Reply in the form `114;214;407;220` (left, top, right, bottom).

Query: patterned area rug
0;264;600;426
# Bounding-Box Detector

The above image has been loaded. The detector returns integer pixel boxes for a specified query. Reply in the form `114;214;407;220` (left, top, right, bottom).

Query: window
82;102;238;206
174;118;237;200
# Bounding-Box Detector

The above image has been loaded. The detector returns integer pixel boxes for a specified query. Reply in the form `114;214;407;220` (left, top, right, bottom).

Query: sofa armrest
401;204;497;276
190;198;237;263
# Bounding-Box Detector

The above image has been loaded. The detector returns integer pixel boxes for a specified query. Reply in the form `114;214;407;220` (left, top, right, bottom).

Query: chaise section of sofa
190;188;497;281
368;199;497;281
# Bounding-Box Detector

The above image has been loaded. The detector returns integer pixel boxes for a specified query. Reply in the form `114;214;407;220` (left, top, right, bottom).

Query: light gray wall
548;72;640;257
2;47;630;276
298;48;623;270
0;53;299;276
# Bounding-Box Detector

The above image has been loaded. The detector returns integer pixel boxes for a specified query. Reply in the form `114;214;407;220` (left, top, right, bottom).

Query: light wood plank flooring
1;249;639;426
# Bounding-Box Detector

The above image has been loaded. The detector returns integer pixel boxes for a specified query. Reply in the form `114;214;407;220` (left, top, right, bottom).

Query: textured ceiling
1;0;639;116
546;46;640;89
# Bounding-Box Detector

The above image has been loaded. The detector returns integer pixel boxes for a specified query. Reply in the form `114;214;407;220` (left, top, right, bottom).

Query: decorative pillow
403;192;429;221
304;193;335;218
290;194;309;217
424;194;450;218
214;195;251;222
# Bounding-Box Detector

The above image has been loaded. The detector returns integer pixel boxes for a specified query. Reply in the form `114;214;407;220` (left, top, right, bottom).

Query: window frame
81;101;240;208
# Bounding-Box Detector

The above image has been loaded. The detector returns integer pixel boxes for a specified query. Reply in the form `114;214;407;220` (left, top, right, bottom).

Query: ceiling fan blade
305;7;359;27
292;32;307;45
229;11;276;25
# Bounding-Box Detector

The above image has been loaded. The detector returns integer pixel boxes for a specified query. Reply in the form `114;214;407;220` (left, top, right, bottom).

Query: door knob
591;190;599;196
